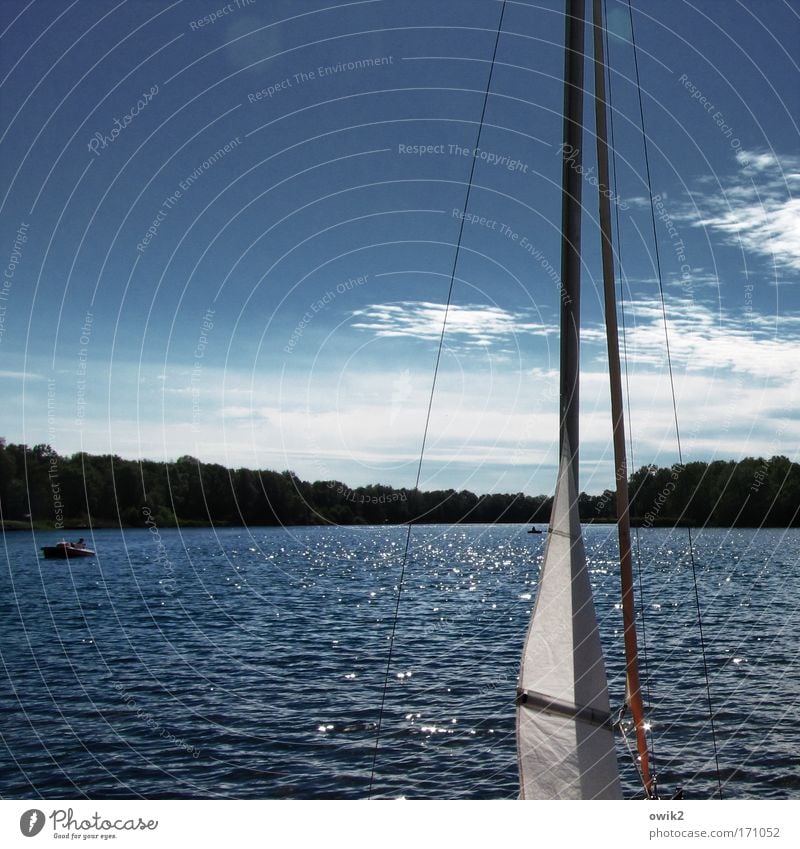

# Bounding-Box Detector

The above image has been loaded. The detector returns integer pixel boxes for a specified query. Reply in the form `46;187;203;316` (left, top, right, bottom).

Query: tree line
0;440;797;529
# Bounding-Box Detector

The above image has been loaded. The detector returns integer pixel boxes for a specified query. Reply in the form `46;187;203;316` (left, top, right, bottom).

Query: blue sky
0;0;798;495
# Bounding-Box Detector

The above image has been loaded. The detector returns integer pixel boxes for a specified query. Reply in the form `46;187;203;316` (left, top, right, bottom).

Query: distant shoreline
3;517;794;532
2;442;798;530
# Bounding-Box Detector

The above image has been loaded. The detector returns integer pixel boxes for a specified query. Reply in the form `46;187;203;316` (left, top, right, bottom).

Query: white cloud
15;355;793;496
351;302;556;347
220;405;267;420
617;297;800;381
687;150;800;272
735;151;778;172
5;298;800;497
0;370;44;380
122;297;800;491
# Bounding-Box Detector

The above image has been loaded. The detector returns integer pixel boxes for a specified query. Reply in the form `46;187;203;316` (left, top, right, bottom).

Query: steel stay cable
368;0;509;797
625;0;724;799
603;0;659;792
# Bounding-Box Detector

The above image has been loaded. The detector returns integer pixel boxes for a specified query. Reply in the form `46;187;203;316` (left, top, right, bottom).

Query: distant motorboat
41;541;95;559
527;526;542;534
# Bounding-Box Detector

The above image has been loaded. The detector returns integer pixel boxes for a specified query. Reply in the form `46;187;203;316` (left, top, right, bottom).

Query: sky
0;0;798;496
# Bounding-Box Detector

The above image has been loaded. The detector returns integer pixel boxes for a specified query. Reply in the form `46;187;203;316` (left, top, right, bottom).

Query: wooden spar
559;0;585;473
591;0;653;796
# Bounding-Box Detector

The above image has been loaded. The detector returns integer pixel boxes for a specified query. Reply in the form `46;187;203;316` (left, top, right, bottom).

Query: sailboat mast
559;0;586;471
591;0;653;796
516;0;622;800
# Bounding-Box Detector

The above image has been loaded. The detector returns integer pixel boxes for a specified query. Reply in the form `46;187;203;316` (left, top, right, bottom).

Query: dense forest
0;440;798;529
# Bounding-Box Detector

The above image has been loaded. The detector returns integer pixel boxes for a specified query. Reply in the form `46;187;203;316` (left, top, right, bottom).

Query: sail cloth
517;438;622;799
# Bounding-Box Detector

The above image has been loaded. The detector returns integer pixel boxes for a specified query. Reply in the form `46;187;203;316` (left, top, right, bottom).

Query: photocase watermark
189;0;255;31
179;137;242;192
451;209;568;304
559;143;629;210
503;221;559;289
744;282;753;320
75;312;93;427
641;462;685;527
452;208;501;231
330;483;408;505
112;679;199;757
593;460;627;517
479;664;518;699
247;55;393;103
191;308;215;432
0;221;29;345
142;506;176;594
678;73;741;155
47;807;158;834
20;808;158;837
137;137;242;253
750;424;786;494
87;84;159;156
422;615;457;640
19;809;45;837
283;274;369;354
750;459;770;494
593;488;613;516
397;142;529;173
47;380;65;529
137;187;181;254
651;194;693;295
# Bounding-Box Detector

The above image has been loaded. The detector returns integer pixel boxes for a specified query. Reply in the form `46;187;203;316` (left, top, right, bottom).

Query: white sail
516;436;622;799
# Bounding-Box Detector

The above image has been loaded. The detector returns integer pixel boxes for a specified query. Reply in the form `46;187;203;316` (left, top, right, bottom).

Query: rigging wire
625;0;724;799
602;0;659;791
368;0;509;798
617;705;649;797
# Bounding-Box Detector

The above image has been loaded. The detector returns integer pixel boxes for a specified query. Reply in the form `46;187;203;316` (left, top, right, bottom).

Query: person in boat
74;538;86;549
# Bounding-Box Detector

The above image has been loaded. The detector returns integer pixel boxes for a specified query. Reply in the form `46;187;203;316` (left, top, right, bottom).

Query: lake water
1;524;798;800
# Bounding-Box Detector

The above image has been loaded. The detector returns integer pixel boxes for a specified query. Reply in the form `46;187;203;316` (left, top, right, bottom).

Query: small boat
527;526;542;534
41;541;95;559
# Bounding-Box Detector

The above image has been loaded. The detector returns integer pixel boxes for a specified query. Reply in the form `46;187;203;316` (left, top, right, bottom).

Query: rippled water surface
1;524;798;799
